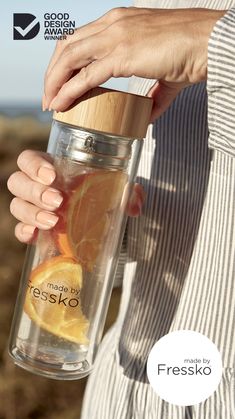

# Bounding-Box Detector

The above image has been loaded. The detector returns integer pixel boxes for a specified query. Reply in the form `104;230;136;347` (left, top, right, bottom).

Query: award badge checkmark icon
13;14;40;40
14;18;38;37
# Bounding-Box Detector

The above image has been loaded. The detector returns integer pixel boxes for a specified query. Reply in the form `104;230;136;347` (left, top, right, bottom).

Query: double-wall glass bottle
8;87;152;380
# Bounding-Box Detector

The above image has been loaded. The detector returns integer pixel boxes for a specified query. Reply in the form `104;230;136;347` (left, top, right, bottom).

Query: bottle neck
53;121;135;170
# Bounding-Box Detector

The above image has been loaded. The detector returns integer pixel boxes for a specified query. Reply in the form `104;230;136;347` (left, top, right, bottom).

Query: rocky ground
0;115;121;419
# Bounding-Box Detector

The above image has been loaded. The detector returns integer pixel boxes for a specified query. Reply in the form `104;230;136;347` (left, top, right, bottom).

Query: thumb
147;80;183;122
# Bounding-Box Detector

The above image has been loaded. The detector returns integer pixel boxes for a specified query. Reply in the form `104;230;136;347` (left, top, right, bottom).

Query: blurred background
0;0;130;417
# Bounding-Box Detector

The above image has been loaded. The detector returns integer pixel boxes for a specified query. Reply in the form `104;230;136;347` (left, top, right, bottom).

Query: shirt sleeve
207;8;235;158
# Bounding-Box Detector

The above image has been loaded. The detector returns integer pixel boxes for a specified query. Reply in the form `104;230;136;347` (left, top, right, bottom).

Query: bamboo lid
53;87;153;139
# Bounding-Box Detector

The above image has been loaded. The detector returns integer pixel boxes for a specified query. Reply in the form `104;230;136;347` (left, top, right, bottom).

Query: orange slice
73;213;110;271
24;256;89;344
63;170;127;271
57;233;74;258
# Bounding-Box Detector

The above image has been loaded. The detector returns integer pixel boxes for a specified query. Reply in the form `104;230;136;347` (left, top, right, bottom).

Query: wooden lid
53;86;153;139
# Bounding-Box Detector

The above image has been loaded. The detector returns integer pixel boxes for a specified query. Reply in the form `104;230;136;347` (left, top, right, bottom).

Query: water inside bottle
11;159;128;379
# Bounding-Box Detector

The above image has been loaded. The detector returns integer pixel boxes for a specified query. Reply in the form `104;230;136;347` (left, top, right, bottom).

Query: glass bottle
8;87;152;380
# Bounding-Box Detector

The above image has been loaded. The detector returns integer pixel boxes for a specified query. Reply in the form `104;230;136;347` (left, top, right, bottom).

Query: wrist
187;9;227;83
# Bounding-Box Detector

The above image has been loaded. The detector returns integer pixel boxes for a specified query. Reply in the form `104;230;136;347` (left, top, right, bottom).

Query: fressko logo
13;13;76;41
147;330;223;406
13;14;40;40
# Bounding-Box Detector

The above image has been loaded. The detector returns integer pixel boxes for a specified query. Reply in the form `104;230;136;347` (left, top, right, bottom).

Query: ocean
0;104;52;123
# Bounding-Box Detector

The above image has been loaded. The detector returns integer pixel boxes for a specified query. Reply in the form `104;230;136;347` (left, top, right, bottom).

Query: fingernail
36;211;59;228
37;166;56;185
49;96;59;111
22;225;36;235
41;188;63;208
42;94;47;112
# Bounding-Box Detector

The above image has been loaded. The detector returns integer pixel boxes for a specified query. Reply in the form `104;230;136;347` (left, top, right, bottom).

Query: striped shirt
81;2;235;418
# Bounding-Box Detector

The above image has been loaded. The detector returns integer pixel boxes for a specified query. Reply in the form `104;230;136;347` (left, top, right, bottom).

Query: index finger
17;150;56;185
49;56;114;112
44;22;107;110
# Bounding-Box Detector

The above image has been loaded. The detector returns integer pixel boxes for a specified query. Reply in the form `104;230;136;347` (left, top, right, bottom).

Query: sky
0;0;131;104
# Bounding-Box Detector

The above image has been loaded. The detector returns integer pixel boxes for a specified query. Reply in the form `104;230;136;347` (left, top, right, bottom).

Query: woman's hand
7;150;144;243
43;7;225;120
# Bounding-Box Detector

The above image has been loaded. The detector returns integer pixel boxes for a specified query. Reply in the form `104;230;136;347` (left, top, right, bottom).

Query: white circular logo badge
147;330;222;406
